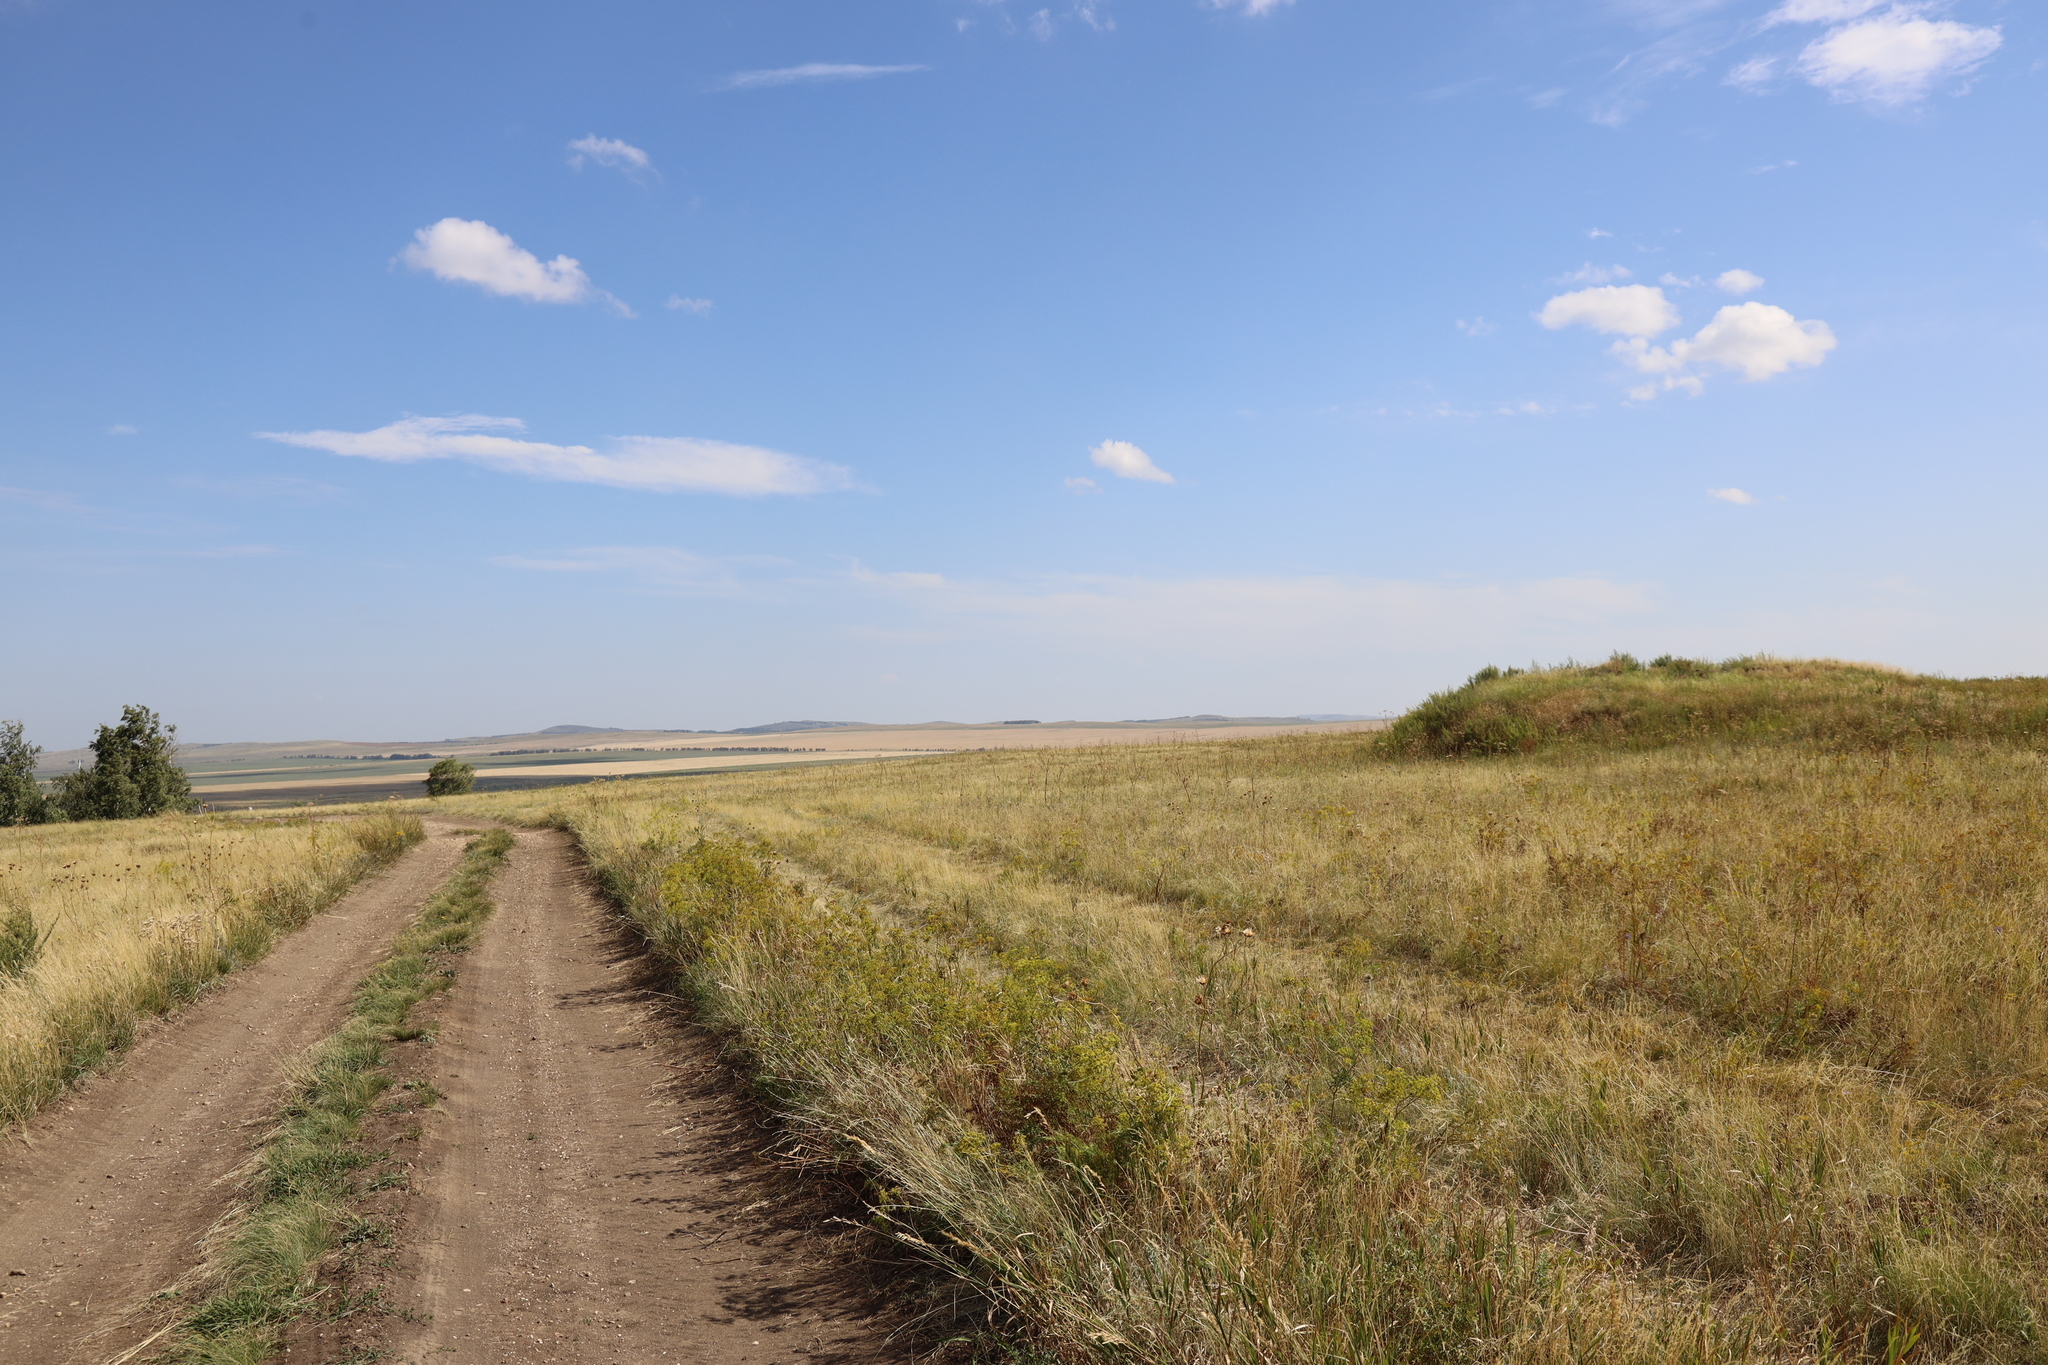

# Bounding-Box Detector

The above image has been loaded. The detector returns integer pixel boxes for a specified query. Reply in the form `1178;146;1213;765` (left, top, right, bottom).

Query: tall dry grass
0;809;422;1123
435;675;2048;1363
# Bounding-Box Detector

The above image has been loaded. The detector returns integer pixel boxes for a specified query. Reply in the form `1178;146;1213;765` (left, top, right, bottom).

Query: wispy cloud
1555;262;1635;285
255;415;857;497
1208;0;1295;14
846;566;1658;654
1709;487;1759;504
715;62;929;91
567;135;655;180
398;218;629;314
1064;476;1101;494
1088;439;1175;484
106;424;138;436
173;475;346;503
492;545;771;596
666;295;715;314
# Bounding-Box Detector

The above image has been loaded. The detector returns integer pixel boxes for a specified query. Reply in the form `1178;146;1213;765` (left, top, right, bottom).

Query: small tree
424;758;476;797
53;705;197;821
0;720;51;826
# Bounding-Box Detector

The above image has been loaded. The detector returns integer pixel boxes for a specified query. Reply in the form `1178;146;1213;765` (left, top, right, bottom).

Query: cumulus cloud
716;62;929;90
1709;487;1760;504
567;136;654;178
1796;8;2001;104
1088;440;1175;484
1556;262;1635;285
1614;302;1836;394
1717;268;1766;294
254;415;855;496
399;219;599;306
1537;284;1681;337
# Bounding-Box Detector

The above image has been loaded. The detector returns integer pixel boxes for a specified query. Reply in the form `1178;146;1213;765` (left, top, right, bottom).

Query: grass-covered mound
1380;654;2048;757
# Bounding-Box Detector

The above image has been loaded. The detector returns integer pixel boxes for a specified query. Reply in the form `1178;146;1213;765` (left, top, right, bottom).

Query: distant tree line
0;705;197;825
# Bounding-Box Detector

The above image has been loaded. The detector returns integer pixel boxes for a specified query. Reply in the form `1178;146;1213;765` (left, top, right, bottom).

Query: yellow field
0;809;420;1124
431;680;2048;1364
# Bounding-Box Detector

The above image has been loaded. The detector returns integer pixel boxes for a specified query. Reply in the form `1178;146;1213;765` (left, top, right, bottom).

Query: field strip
0;821;473;1360
182;748;947;793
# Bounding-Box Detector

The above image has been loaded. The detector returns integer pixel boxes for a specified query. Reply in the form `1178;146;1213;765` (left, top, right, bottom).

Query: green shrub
423;758;476;796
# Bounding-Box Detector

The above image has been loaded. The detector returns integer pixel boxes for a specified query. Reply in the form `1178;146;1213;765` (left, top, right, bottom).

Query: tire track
0;819;476;1363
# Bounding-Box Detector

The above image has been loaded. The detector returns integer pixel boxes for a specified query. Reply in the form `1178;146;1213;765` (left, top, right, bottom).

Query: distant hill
539;725;626;735
724;721;867;735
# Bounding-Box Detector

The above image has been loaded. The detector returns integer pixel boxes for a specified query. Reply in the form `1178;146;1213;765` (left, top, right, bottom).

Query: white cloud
567;136;654;179
1209;0;1294;13
1726;55;1779;89
716;62;929;90
1764;0;1882;25
1088;439;1175;484
1064;477;1101;494
666;295;715;314
1028;9;1055;39
1556;262;1635;285
1586;228;1614;238
1659;272;1705;287
1709;487;1759;504
106;424;138;436
399;219;598;306
1796;9;2001;105
1612;301;1836;392
1455;317;1496;337
1538;284;1681;337
255;415;855;496
1716;268;1766;294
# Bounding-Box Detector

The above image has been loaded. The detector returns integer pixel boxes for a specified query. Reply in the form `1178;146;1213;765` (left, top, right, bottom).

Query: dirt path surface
0;820;476;1363
361;828;898;1365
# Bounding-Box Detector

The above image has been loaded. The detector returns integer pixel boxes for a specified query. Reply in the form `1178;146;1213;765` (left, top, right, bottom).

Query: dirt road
0;820;475;1362
350;828;895;1365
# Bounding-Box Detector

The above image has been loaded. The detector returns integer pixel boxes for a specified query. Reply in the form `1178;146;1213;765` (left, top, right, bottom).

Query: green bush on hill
424;757;476;796
1379;654;2048;757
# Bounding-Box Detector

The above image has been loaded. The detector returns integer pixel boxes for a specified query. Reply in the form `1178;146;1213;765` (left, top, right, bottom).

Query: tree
424;758;476;797
0;720;51;825
53;705;197;821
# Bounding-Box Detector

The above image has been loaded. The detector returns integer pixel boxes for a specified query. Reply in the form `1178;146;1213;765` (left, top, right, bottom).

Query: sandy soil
342;828;896;1365
0;821;475;1362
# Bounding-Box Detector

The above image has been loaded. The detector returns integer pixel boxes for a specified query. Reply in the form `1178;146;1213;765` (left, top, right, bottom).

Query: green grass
156;829;514;1365
1379;655;2048;757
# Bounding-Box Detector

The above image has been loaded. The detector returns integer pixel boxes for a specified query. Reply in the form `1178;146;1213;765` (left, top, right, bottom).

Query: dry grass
425;663;2048;1363
0;809;422;1124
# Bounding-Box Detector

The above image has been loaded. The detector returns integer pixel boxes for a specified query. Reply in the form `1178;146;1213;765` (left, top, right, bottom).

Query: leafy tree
0;720;51;826
53;705;197;821
424;758;476;797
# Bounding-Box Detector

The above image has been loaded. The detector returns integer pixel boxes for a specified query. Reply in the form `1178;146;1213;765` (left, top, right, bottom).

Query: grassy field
412;658;2048;1364
0;808;421;1124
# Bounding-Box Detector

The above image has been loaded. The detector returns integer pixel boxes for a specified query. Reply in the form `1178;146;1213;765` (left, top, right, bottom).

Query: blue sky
3;0;2041;745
